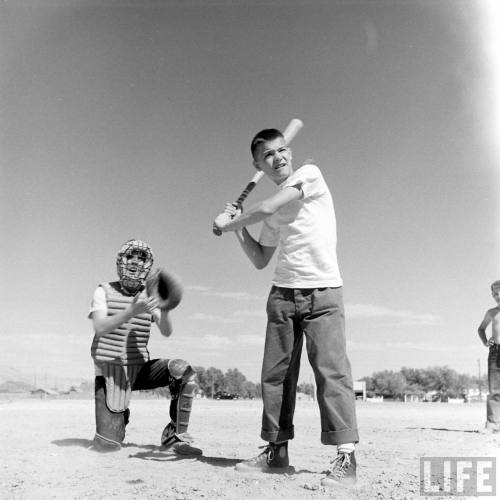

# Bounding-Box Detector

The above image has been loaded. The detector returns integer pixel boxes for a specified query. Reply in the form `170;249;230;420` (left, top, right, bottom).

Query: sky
1;0;499;387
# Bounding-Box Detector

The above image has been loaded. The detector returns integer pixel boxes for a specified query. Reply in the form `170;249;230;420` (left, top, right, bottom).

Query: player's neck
119;280;142;296
275;168;294;186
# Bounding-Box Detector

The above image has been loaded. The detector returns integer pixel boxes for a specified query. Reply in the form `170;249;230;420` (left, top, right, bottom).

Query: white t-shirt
89;286;107;317
88;285;148;317
89;286;107;376
259;164;343;288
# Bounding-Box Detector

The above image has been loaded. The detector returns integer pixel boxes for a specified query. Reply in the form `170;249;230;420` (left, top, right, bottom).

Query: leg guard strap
92;432;122;452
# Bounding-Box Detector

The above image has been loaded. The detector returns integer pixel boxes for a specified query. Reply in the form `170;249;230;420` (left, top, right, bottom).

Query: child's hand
486;337;495;347
130;294;158;316
223;202;242;219
213;203;242;235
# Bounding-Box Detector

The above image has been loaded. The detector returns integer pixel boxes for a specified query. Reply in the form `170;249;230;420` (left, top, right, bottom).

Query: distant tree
194;366;224;398
224;368;247;395
363;366;486;401
366;370;407;399
193;366;207;395
241;380;259;399
400;367;428;391
424;366;461;398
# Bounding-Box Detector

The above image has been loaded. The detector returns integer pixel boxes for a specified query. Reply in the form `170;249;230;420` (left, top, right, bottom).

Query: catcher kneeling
88;239;201;455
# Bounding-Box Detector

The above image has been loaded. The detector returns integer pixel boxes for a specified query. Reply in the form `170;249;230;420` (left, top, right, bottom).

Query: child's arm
234;227;276;269
219;185;301;233
478;310;493;347
152;308;173;337
91;293;157;337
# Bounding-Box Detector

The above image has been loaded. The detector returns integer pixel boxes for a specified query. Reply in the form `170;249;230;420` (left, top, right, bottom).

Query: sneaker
235;442;290;472
170;437;203;456
161;423;202;456
161;422;177;446
321;451;357;488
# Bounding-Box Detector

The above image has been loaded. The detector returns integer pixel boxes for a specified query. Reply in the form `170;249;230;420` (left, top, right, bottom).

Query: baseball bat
213;118;304;235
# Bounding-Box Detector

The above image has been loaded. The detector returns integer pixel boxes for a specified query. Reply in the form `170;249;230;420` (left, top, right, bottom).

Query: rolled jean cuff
321;428;359;445
261;426;294;443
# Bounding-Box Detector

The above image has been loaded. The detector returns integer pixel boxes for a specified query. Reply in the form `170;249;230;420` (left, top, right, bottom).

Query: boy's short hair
491;280;500;291
250;128;284;159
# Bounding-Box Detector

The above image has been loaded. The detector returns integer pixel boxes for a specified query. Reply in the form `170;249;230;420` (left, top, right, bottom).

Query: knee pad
168;358;196;383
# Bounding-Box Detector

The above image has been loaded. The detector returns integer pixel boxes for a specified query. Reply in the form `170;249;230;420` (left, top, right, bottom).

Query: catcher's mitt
145;268;183;310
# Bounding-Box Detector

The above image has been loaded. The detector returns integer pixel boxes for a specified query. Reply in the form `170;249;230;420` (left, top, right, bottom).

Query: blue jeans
260;286;359;445
487;345;500;425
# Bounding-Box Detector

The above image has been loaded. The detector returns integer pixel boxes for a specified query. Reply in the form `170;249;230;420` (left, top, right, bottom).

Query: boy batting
213;127;359;488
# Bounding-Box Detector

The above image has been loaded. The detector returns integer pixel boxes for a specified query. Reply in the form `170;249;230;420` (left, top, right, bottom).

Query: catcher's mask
116;239;154;292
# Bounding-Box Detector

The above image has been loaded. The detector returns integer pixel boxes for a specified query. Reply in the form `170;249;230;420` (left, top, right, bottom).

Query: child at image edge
477;280;500;433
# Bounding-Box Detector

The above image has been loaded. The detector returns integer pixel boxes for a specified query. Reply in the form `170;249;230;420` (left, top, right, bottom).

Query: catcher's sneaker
235;441;291;472
170;436;203;456
321;451;357;488
161;423;202;456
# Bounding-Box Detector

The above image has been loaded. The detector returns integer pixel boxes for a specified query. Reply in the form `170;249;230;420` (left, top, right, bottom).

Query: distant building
464;387;487;402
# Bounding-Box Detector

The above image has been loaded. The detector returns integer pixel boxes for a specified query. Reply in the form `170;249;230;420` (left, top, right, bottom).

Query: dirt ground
1;397;499;500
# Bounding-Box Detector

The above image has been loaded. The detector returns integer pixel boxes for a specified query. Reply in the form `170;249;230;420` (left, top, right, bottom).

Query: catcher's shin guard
176;379;196;434
93;376;130;452
167;359;196;435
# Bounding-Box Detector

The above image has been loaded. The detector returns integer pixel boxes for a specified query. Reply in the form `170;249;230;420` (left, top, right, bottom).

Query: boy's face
253;136;293;185
492;287;500;304
124;250;147;279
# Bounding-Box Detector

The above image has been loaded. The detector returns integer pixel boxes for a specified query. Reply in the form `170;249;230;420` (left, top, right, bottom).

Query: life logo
420;457;497;496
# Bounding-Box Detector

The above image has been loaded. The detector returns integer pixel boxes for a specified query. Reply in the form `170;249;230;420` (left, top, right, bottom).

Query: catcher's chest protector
91;282;153;365
91;282;153;412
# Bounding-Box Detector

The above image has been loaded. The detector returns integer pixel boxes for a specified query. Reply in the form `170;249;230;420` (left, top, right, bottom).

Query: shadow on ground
51;439;315;474
406;427;478;433
130;449;311;474
52;438;94;448
130;449;241;467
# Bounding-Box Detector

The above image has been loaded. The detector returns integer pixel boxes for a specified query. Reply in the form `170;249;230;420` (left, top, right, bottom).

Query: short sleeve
289;164;326;200
88;286;107;318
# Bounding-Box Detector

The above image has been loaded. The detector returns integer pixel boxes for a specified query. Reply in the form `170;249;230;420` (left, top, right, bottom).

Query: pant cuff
321;428;359;445
261;426;294;443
